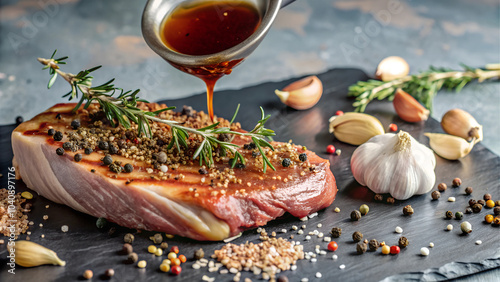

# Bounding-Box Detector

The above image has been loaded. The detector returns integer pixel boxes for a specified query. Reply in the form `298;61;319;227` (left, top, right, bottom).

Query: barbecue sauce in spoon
161;1;261;121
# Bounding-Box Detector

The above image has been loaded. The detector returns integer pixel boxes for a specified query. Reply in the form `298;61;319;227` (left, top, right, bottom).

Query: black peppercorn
217;133;231;142
438;183;447;192
356;242;367;254
181;105;194;117
84;148;93;155
398;236;409;248
117;139;127;149
374;194;383;202
483;193;492;201
494;207;500;216
98;141;109;150
63;142;72;151
455;212;463;220
56;147;64;155
330;227;342;238
465;207;473;214
298;153;307;162
15;116;24;124
74;154;82;162
71;120;80;129
251;151;260;158
198;168;208;175
352;231;363;242
351;210;362;221
194;248;205;260
445;211;453;219
465;187;473;195
243;143;256;150
109;163;122;173
477;199;486;206
48;128;55;136
124;163;133;173
109;145;118;155
53;131;63;141
431;191;441;200
96;217;108;229
469;199;477;207
282;158;291;167
368;239;379;251
235;163;246;169
452;178;462;187
472;203;482;213
403;205;414;216
102;154;113;165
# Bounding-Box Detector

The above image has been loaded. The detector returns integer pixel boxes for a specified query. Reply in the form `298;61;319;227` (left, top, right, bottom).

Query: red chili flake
134;139;139;144
326;145;336;154
390;245;400;255
327;241;338;252
171;265;182;275
389;124;398;132
171;246;179;254
335;110;344;116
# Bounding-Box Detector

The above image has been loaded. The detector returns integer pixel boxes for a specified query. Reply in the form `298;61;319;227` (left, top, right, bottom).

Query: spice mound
11;103;337;241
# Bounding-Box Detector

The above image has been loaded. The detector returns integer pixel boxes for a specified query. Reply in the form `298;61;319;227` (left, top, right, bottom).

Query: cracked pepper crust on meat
12;103;337;241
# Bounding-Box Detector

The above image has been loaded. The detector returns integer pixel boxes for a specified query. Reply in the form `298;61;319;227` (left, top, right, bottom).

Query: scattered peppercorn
109;163;122;173
15;116;24;124
494;207;500;216
56;148;64;155
298;153;307;162
486;200;495;208
374;194;383;202
431;191;441;200
403;205;414;216
386;197;395;204
455;212;463;220
53;131;63;141
483;193;492;201
485;214;494;224
104;269;114;278
109;145;118;155
171;246;179;254
98;141;109;150
62;142;72;151
171;265;182;275
151;233;163;244
282;158;291;167
381;245;390;255
74;153;82;162
477;199;486;206
350;210;362;221
368;239;379;251
251;151;260;158
493;217;500;225
124;233;135;244
123;163;133;173
356;242;367;254
465;207;473;214
96;217;107;229
469;199;477;207
352;231;363;242
71;120;81;129
330;227;342;238
390;245;400;255
328;241;338;252
496;200;500;207
243;143;256;150
198;168;208;174
102;154;113;165
465;187;473;195
452;178;462;187
460;221;472;234
48;128;55;136
388;123;398;132
194;248;204;260
235;163;245;169
398;236;409;248
137;260;147;268
326;145;335;154
122;243;133;254
359;204;369;216
277;276;289;282
472;203;482;213
83;269;93;280
438;183;447;192
160;242;169;250
84;147;93;155
445;211;453;219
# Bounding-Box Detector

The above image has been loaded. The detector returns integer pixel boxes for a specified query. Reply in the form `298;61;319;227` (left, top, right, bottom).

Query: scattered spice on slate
198;168;208;175
124;163;133;173
359;204;369;216
352;231;363;242
278;275;289;282
431;191;441;200
483;193;492;201
299;153;307;162
127;252;138;263
460;221;472;234
123;243;133;254
351;210;362;221
330;227;342;238
53;131;63;141
477;199;486;206
452;178;462;187
390;245;400;255
395;226;403;234
84;148;93;155
493;217;500;225
124;233;135;244
403;205;414;216
374;194;383;202
71;120;81;129
48;128;55;136
109;145;119;155
96;217;107;229
83;269;93;280
74;153;82;162
398;236;409;248
465;207;473;214
369;239;379;251
137;260;147;268
445;211;453;219
98;140;109;150
62;142;72;151
469;199;477;207
282;158;291;167
485;214;494;224
194;248;205;260
494;207;500;216
104;269;115;277
381;245;390;255
56;147;64;155
102;154;113;165
496;200;500;206
386;197;395;204
109;163;122;173
328;241;338;251
486;200;495;208
446;224;453;231
438;183;447;192
151;233;163;244
455;212;463;220
465;187;473;195
356;242;367;254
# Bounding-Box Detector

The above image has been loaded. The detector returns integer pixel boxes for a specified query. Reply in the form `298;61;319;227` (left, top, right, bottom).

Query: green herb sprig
348;63;500;112
38;50;276;172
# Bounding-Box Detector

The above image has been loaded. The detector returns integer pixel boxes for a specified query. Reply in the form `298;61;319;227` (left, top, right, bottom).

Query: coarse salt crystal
308;212;318;219
332;254;338;260
320;250;327;255
301;278;309;282
291;265;297;271
300;216;308;221
317;223;322;228
475;240;482;245
292;225;298;230
298;230;304;235
302;225;307;229
305;235;311;241
311;258;317;263
229;268;238;274
316;272;322;278
192;264;201;269
61;225;68;232
281;229;287;233
446;224;453;231
448;197;456;202
318;232;324;238
429;242;434;248
420;247;430;256
324;237;331;242
339;264;345;269
395;226;403;234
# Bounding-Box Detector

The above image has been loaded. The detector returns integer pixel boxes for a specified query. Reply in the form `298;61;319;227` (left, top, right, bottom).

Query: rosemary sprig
38;50;276;171
348;64;500;112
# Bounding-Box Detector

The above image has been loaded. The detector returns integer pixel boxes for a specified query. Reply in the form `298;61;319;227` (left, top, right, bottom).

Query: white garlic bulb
350;131;436;200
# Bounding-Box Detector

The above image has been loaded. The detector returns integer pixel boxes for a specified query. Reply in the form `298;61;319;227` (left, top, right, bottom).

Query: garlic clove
328;112;385;145
424;133;475;160
375;56;410;82
441;109;483;143
275;76;323;110
393;88;430;122
13;240;66;267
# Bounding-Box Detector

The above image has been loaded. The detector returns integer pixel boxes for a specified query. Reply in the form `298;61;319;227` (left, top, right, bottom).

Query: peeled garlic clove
275;76;323;110
424;133;475;160
375;56;410;82
329;112;385;145
393;88;430;122
441;109;483;143
13;240;66;267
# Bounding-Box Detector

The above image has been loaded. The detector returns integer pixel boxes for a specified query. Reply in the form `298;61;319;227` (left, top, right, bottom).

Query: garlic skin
13;240;66;267
393;88;430;122
351;131;436;200
275;76;323;110
424;133;475;160
328;112;385;145
376;56;410;82
441;109;483;143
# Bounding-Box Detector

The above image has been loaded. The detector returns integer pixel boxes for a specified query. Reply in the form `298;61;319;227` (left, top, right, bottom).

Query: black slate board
0;68;499;282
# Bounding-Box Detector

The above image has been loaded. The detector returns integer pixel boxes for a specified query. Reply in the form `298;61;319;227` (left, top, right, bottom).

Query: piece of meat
12;103;337;241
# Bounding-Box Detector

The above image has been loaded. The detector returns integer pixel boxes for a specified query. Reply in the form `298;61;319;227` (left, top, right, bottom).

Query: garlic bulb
328;112;385;145
441;109;483;143
351;131;436;200
13;240;66;267
424;133;475;160
375;56;410;82
275;76;323;110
